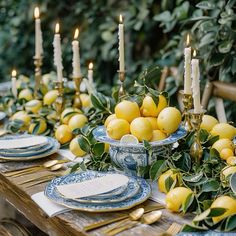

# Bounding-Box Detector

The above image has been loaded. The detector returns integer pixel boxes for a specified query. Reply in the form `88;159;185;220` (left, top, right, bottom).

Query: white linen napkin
31;192;70;217
149;181;166;206
57;174;129;199
57;149;90;161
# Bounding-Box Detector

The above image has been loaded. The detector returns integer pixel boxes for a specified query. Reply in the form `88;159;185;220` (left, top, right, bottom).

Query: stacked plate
45;171;151;212
0;134;60;161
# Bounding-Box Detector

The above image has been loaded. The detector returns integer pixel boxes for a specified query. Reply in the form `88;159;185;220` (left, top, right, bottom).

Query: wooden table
0;155;190;236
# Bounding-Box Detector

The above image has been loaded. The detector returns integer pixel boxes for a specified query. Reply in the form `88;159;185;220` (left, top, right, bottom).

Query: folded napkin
31;192;70;217
0;136;47;149
57;149;90;161
149;181;166;206
57;174;129;199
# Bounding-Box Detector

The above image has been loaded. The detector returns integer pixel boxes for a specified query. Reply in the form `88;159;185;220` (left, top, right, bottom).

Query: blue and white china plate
93;125;187;148
96;184;127;198
0;137;60;161
68;177;140;204
0;112;6;122
45;171;151;212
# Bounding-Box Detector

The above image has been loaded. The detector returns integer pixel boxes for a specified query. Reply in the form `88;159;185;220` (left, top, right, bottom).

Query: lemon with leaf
61;108;82;125
29;119;47;134
68;114;88;131
43;90;58;105
11;111;31;126
25;99;42;113
18;89;33;101
158;169;178;193
69;136;87;157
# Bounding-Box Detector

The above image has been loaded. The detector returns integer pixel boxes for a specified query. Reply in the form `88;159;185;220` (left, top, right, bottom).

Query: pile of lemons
105;95;182;143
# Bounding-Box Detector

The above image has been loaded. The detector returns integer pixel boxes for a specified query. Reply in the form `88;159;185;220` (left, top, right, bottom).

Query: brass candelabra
118;71;126;98
73;76;82;109
189;109;206;165
180;90;193;131
54;81;64;126
34;56;43;98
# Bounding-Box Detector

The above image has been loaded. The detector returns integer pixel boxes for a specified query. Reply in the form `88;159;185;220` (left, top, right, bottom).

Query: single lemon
200;115;219;132
220;148;234;160
29;119;47;134
145;117;159;130
61;108;82;124
212;138;234;154
165;187;193;212
227;156;236;165
211;123;236;140
55;125;73;144
221;166;236;179
130;117;153;142
115;100;140;123
104;114;117;128
141;95;167;117
151;130;167;142
107;119;130;140
68;114;88;131
11;111;31;126
43;90;58;105
158;169;177;194
80;93;91;108
120;134;139;144
25;100;42;113
18;89;33;101
211;196;236;223
69;137;87;157
157;107;182;134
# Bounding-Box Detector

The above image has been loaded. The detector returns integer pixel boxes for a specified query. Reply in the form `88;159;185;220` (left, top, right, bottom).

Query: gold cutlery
107;210;162;236
161;222;182;236
103;208;144;234
18;174;58;185
83;204;164;232
24;176;57;188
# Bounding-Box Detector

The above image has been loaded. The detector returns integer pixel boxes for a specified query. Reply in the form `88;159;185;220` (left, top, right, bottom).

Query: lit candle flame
193;50;197;57
34;7;40;19
186;34;190;46
89;62;93;70
55;23;60;33
74;28;79;39
119;14;123;23
11;70;17;77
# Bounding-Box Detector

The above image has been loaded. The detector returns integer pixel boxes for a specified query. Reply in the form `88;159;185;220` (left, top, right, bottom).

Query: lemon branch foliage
150;129;236;232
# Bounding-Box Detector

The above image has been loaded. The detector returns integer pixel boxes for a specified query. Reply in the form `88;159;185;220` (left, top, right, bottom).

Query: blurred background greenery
0;0;235;118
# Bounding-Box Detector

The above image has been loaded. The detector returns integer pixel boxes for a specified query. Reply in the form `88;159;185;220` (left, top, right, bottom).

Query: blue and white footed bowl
93;125;187;177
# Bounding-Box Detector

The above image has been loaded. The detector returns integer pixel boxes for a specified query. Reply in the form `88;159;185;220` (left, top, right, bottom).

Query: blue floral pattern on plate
45;171;151;212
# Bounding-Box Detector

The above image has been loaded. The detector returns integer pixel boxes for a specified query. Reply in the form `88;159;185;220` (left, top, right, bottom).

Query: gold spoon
103;208;144;234
107;210;162;236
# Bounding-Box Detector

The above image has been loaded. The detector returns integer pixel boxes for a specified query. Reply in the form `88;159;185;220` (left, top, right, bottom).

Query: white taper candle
118;15;125;72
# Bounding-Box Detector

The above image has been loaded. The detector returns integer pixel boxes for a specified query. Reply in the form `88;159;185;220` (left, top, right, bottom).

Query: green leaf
174;152;191;172
209;207;227;217
218;41;233;54
153;11;172;22
203;135;219;147
201;180;220;192
92;142;105;156
193;208;211;222
182;193;194;213
172;152;182;161
196;1;216;10
91;94;106;110
77;136;90;153
149;160;167;180
224;214;236;231
183;172;203;183
164;176;174;192
182;224;207;232
32;122;40;134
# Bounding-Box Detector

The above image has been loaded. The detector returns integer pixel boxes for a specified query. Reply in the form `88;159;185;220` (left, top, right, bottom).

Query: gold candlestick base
118;71;126;98
54;81;64;127
34;56;43;99
73;76;82;109
180;90;193;132
189;109;206;165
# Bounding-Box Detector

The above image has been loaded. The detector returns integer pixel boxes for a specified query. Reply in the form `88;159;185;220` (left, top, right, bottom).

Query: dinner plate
45;171;151;212
0;137;60;161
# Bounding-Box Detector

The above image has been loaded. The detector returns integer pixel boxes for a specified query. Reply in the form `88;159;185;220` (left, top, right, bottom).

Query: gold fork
162;222;182;236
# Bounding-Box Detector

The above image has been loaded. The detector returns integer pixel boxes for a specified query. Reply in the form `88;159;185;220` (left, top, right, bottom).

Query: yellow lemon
16;75;30;89
211;123;236;140
220;148;234;160
222;166;236;179
211;196;236;223
18;89;33;101
25;100;42;114
157;107;182;134
55;125;73;144
68;114;88;131
141;95;167;117
151;130;167;142
69;137;87;157
104;143;110;153
29;119;47;134
43;90;58;105
145;117;159;130
227;156;236;165
115;100;140;123
130;117;153;142
11;111;31;126
158;169;177;194
212;139;234;154
80;93;91;108
166;187;193;212
104;114;117;128
61;108;82;124
107;119;130;140
200;115;219;132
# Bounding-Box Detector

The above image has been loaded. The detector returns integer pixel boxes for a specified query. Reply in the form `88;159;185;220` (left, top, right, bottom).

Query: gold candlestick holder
73;76;82;109
180;90;193;131
189;109;206;165
118;71;126;98
54;81;64;126
34;56;43;99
